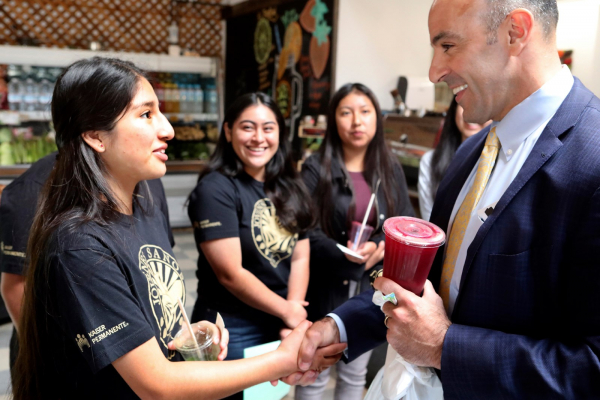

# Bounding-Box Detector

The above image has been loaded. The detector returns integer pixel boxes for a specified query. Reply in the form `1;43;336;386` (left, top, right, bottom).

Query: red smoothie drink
382;217;445;295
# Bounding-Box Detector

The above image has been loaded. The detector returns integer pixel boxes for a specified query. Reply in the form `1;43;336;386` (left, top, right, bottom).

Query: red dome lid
382;217;445;248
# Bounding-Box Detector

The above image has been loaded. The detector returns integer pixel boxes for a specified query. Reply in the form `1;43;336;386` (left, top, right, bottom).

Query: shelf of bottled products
0;111;220;125
0;45;221;172
0;45;216;75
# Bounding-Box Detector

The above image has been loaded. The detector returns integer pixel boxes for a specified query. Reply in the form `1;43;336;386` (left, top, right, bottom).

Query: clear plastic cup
382;217;445;295
349;221;375;251
173;322;220;361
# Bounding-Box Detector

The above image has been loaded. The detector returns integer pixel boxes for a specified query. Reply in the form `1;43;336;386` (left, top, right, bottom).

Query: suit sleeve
301;159;366;281
440;185;600;399
332;289;387;362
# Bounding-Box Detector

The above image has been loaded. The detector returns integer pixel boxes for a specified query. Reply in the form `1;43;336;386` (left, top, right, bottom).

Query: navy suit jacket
334;78;600;399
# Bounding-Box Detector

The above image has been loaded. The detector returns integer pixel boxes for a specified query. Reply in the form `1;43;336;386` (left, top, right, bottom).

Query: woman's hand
279;327;293;339
365;241;385;271
344;240;377;264
168;321;230;361
282;299;308;329
276;320;313;375
272;319;348;386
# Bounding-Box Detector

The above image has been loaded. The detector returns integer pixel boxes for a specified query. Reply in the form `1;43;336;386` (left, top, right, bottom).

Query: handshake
270;276;451;387
271;317;348;387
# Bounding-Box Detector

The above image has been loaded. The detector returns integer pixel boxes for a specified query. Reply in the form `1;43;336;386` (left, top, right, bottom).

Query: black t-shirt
188;171;303;317
0;152;174;276
42;201;185;398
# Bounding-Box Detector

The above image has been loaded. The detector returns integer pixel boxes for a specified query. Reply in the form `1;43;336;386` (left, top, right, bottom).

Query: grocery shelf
0;164;30;178
0;160;208;179
164;113;219;123
0;45;217;76
0;110;51;124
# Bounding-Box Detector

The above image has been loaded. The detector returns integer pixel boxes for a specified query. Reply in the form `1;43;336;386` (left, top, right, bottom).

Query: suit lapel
453;79;594;309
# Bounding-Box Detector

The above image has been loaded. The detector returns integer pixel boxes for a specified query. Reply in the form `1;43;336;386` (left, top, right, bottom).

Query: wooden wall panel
0;0;223;56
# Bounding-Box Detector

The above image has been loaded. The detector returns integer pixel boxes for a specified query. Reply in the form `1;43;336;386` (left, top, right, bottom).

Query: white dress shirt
418;150;435;221
332;65;574;342
446;65;574;314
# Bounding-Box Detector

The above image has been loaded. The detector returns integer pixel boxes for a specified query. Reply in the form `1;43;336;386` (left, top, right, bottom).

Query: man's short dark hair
484;0;559;44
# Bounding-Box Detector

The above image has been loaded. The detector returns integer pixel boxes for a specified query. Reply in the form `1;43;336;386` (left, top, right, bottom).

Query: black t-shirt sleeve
188;172;240;242
51;243;155;374
0;182;41;275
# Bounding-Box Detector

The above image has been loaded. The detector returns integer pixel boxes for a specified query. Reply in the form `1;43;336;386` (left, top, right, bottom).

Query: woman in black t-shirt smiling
188;93;315;398
12;58;332;400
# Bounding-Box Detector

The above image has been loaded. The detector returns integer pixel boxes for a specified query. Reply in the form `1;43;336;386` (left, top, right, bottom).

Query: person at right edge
281;0;600;398
297;83;414;400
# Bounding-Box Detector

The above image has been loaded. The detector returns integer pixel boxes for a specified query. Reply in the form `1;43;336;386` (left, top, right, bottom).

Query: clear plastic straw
354;193;376;251
177;297;203;361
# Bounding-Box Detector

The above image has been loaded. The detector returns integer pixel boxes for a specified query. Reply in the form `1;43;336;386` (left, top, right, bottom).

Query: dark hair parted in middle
314;83;402;237
201;92;314;234
14;57;152;399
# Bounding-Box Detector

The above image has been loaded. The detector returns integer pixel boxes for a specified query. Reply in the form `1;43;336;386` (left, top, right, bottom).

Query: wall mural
226;0;334;152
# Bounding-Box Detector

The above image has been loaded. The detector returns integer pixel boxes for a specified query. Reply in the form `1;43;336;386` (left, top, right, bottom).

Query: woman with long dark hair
418;98;492;220
297;83;414;400
187;92;315;399
12;58;322;399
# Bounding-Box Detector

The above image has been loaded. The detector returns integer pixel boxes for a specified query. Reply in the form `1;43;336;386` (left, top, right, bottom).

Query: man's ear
506;8;534;53
224;124;232;143
81;131;106;153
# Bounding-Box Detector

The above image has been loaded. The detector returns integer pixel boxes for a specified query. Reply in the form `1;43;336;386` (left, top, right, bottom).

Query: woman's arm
287;238;310;303
201;238;306;329
114;320;346;400
0;272;25;333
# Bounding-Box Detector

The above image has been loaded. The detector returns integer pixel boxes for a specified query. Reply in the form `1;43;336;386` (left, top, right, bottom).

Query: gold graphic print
139;245;185;358
252;198;298;268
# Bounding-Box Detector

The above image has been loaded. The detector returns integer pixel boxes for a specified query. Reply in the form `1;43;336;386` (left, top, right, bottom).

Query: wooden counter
383;114;443;148
0;160;208;179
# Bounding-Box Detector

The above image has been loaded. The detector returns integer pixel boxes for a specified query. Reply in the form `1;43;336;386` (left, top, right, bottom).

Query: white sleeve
327;312;349;357
418;150;435;221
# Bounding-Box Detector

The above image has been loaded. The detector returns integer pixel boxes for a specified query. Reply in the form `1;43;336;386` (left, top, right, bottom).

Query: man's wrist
434;323;451;369
322;316;341;344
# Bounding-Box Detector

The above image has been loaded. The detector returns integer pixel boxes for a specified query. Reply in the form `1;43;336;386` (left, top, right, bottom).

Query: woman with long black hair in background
12;58;325;400
188;92;316;399
297;83;414;400
418;98;492;221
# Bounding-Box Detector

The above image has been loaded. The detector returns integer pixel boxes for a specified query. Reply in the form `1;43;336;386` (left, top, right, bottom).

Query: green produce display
0;134;57;165
0;121;57;166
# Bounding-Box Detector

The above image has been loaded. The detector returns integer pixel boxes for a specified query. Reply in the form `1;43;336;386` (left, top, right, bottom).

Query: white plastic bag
365;291;444;400
364;345;444;400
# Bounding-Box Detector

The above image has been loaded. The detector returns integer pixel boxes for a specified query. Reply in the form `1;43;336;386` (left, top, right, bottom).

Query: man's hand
272;317;346;386
375;277;450;369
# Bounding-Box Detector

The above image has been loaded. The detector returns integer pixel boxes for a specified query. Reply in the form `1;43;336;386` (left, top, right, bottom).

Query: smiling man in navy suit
282;0;600;398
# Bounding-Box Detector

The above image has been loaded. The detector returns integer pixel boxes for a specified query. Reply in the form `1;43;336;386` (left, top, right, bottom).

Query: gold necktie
439;127;500;312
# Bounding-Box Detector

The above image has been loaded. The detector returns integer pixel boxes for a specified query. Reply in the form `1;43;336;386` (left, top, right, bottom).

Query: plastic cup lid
382;217;445;248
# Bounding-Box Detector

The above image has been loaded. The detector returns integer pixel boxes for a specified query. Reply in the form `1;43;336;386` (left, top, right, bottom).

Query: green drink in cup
174;321;220;361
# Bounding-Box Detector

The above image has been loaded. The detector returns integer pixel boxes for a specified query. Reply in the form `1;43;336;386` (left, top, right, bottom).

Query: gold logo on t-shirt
252;198;298;268
139;245;185;358
75;334;90;352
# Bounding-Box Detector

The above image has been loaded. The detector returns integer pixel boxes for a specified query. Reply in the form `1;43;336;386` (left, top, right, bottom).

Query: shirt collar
493;65;574;160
